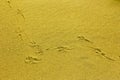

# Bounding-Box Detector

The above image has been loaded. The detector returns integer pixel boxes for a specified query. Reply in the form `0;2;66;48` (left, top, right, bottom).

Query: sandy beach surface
0;0;120;80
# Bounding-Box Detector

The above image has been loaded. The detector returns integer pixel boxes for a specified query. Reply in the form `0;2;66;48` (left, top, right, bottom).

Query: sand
0;0;120;80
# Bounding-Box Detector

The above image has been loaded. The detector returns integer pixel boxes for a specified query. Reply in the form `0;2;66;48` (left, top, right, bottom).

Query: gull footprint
25;56;42;64
56;46;72;53
89;47;115;61
17;9;25;20
77;35;93;44
6;0;12;8
29;41;44;55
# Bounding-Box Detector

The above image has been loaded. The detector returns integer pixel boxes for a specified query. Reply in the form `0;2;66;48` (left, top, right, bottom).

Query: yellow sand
0;0;120;80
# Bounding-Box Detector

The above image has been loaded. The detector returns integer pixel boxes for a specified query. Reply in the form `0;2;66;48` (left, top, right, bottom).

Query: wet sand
0;0;120;80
